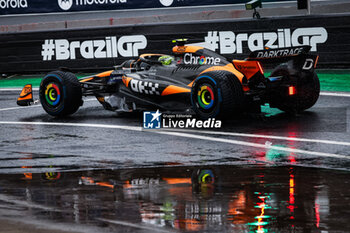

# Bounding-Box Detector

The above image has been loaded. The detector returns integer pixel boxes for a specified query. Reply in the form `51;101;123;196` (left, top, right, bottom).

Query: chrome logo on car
183;53;221;65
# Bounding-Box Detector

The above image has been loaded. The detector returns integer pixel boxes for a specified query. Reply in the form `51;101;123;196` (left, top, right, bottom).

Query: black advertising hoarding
0;14;349;74
0;0;293;15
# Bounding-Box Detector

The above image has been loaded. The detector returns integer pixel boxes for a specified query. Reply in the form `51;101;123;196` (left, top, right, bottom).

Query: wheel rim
197;84;215;110
44;83;61;106
198;170;215;185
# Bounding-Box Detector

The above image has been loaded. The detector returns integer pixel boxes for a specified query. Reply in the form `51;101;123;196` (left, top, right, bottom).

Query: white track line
153;130;350;160
0;88;39;91
320;91;350;97
0;121;348;160
0;105;41;112
164;129;350;147
0;121;141;131
0;99;96;112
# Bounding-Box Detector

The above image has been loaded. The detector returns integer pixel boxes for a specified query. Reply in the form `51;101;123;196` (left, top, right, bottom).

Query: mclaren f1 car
17;40;320;119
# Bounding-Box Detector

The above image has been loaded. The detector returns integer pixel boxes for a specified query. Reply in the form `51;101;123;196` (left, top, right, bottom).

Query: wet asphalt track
0;89;349;232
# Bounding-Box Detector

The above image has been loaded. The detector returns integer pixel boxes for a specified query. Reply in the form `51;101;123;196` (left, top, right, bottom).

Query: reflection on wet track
0;165;349;232
0;91;350;232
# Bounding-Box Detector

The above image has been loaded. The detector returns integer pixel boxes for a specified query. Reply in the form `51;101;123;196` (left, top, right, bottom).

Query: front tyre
191;71;244;119
39;71;82;117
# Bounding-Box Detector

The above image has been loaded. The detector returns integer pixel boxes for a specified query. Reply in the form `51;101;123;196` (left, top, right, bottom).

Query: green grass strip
318;72;350;92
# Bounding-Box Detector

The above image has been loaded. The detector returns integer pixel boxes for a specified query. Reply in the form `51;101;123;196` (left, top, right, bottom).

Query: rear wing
247;46;319;72
247;46;311;62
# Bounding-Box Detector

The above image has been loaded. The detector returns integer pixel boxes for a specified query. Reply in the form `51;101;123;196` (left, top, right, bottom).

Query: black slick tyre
191;71;244;119
39;71;82;117
271;65;320;113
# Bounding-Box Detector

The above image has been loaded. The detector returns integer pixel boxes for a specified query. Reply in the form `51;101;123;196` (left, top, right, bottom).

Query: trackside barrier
0;13;349;74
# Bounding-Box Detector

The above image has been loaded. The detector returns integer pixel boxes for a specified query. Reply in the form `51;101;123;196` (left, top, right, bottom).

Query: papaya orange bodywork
80;70;113;83
162;178;192;185
96;182;114;189
22;173;33;180
140;53;167;58
200;64;244;82
17;84;33;106
232;60;263;79
200;64;251;91
122;76;132;87
187;80;195;87
95;70;113;78
80;77;94;83
161;85;191;96
17;84;33;101
172;45;203;54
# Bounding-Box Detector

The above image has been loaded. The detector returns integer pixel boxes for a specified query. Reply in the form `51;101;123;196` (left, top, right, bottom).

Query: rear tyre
271;64;320;113
191;169;216;194
191;71;244;119
39;71;82;117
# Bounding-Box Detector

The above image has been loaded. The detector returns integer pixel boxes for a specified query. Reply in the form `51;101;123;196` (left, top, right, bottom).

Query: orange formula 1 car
18;40;320;119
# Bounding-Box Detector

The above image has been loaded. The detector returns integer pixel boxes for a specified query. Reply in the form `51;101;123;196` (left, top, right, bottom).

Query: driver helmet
158;55;174;65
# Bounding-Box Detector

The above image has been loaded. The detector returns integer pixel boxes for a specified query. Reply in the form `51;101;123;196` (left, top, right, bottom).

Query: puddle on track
0;165;349;233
